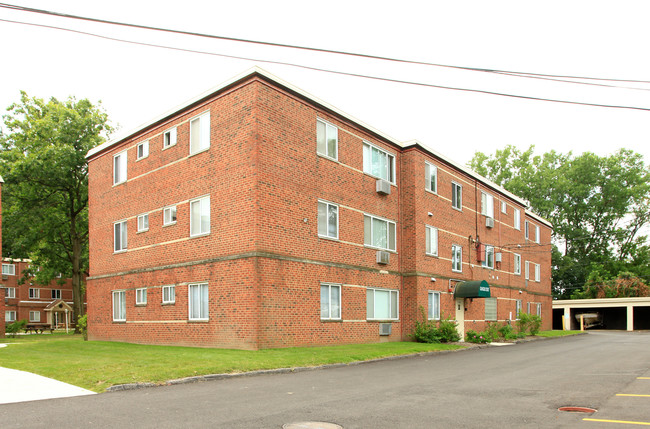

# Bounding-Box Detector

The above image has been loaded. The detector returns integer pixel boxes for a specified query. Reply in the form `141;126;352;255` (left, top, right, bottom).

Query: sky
1;0;650;169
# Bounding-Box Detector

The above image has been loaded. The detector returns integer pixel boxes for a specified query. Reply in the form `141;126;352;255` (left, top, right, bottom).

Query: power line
2;17;650;114
2;2;650;86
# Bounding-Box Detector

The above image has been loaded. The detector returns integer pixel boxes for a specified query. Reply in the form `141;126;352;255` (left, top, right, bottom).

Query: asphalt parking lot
1;331;649;428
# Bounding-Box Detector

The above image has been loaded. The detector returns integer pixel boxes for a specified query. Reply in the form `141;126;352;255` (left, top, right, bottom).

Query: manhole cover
558;406;597;413
283;422;343;429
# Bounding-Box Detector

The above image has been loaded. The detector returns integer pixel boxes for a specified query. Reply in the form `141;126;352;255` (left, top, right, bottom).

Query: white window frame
525;261;530;280
482;245;494;269
190;196;211;237
5;287;15;298
51;289;61;299
535;263;541;282
452;182;462;211
366;287;399;321
163;206;177;226
481;192;494;219
318;200;339;239
137;213;149;233
501;201;507;214
452;244;463;273
535;225;541;244
320;283;341;320
316;118;338;160
135;288;147;305
514;208;521;230
188;283;209;321
113;150;127;185
364;214;396;252
29;311;40;322
189;111;210;155
515;299;522;319
162;285;176;304
112;290;126;322
428;291;440;320
525;220;530;239
5;311;16;322
163;126;177;149
29;288;40;299
2;263;15;276
514;253;521;275
485;297;497;322
362;142;395;184
425;225;438;257
536;303;542;317
425;162;437;194
136;140;149;160
114;220;128;253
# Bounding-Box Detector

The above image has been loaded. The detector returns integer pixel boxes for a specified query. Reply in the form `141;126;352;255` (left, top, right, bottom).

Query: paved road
1;331;649;428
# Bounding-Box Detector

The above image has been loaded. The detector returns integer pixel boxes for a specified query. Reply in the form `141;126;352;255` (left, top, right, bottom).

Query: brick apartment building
86;68;552;350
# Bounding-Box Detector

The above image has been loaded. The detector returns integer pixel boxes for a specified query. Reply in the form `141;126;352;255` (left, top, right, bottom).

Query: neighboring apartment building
2;259;77;328
86;68;552;350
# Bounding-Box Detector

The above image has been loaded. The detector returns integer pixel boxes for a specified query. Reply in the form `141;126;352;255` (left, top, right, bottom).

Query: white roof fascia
525;210;553;228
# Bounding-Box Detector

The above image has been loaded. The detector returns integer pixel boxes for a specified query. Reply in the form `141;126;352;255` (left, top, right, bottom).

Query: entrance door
455;298;465;341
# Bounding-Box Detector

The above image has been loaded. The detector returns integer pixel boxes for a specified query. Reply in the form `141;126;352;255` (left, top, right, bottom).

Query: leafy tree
470;145;650;297
0;92;112;329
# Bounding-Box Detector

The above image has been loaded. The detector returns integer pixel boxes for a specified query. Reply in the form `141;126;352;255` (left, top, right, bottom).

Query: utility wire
2;2;650;85
2;17;650;113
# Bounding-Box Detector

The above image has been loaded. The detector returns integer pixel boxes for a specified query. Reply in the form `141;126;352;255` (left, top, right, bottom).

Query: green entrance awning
454;280;491;298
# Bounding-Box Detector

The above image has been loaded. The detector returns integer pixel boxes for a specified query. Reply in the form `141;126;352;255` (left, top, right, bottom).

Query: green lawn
0;334;462;392
536;330;583;337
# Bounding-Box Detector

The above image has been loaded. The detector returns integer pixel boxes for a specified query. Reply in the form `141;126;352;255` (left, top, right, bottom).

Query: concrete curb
105;334;584;393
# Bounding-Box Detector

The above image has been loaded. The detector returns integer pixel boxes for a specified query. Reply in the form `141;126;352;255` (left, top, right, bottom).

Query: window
5;311;16;322
2;263;15;276
525;261;530;280
163;206;177;226
364;215;396;251
29;288;40;299
485;297;497;321
112;290;126;322
190;112;210;154
5;287;15;298
514;209;521;230
316;119;337;159
318;201;338;239
524;220;530;239
452;182;462;210
514;253;521;275
501;201;507;214
482;245;494;269
51;289;61;299
535;225;541;244
535;263;541;282
163;127;177;149
481;192;494;218
136;140;149;160
188;283;209;321
363;142;395;183
135;288;147;305
425;225;438;256
114;220;128;252
137;214;149;232
320;283;341;320
366;288;398;320
515;300;522;319
425;162;437;193
113;151;127;185
29;311;40;322
428;291;440;320
452;244;463;273
162;285;175;304
190;196;211;237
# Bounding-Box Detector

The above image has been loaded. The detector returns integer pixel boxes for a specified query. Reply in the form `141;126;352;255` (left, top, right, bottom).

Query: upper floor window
136;288;147;305
112;290;126;322
137;214;149;232
316;119;338;160
514;253;521;275
114;220;128;253
163;206;177;226
514;209;521;230
482;245;494;269
452;182;462;210
535;263;541;282
51;289;61;299
5;287;15;298
318;200;338;239
363;142;395;183
2;263;15;276
452;244;463;273
136;140;149;160
425;162;437;193
428;291;440;320
425;225;438;256
113;151;127;185
190;196;211;237
163;127;177;149
535;225;541;243
367;287;398;320
524;220;530;239
481;192;494;218
162;285;175;304
364;214;396;252
190;112;210;155
320;283;341;320
29;288;40;299
525;261;530;280
501;201;507;214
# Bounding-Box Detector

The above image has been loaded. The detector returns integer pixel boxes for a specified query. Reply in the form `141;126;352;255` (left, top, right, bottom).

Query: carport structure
553;297;650;331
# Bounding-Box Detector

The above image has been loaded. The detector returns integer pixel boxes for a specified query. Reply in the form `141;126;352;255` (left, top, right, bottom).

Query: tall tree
0;92;112;328
470;145;650;297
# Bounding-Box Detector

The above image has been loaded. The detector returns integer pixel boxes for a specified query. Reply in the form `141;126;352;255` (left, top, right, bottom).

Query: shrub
77;314;88;341
484;322;501;342
516;312;531;334
412;308;460;343
465;329;490;343
498;323;519;340
437;315;461;343
5;319;27;337
528;315;542;336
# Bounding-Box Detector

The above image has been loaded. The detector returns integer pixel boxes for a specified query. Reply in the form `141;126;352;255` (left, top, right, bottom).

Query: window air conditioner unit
376;250;390;265
376;179;391;195
495;252;502;263
379;323;392;336
485;217;494;228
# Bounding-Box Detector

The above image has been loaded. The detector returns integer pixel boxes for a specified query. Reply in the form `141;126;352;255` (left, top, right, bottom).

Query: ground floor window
515;300;522;319
428;291;440;320
5;311;16;322
536;303;542;317
320;283;341;320
29;311;40;322
188;283;209;321
485;297;497;321
112;290;126;322
136;288;147;305
367;288;398;320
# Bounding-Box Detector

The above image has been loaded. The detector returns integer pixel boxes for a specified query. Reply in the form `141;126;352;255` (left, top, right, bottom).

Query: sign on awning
454;280;491;298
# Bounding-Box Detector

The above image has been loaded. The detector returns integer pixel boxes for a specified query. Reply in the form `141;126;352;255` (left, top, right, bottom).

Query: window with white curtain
367;288;398;320
188;283;209;321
